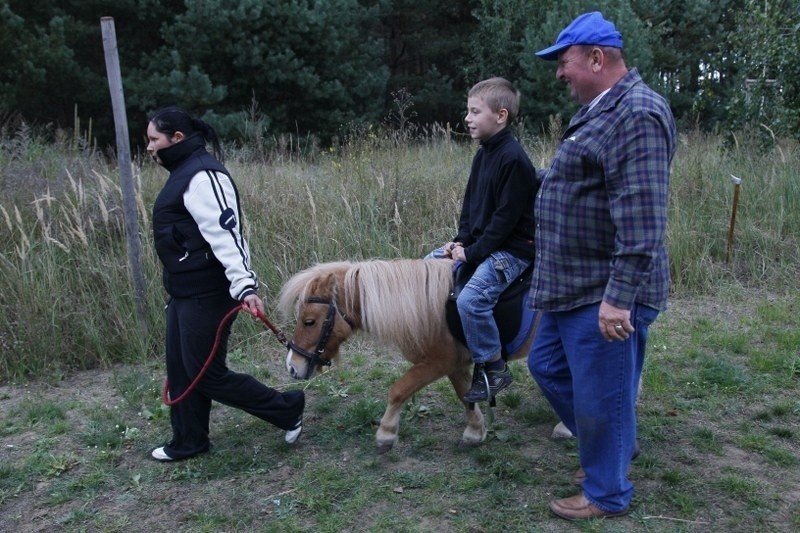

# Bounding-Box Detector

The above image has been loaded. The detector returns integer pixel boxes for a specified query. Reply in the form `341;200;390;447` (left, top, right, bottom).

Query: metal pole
101;17;148;337
726;175;742;263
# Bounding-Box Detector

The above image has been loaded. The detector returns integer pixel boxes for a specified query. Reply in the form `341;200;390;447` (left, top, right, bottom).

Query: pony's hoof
375;442;394;454
551;421;574;440
457;438;483;450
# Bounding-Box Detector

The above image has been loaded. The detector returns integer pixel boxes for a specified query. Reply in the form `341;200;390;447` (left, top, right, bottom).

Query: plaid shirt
530;69;677;312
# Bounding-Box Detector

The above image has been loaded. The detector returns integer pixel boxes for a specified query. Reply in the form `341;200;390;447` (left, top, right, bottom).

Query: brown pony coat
277;258;536;452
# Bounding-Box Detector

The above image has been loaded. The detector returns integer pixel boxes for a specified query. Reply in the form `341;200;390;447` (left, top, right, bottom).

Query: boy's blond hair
468;77;521;122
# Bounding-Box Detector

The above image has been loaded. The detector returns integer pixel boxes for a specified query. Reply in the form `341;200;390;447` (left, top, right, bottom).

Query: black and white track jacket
152;133;258;301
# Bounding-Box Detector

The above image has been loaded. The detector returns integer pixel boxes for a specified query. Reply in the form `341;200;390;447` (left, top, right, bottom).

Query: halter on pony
289;296;356;379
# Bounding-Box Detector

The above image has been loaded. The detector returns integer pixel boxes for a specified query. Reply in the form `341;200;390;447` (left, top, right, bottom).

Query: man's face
556;46;596;104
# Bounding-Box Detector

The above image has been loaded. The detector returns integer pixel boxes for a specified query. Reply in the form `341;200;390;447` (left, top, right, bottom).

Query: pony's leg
448;364;487;447
375;361;443;454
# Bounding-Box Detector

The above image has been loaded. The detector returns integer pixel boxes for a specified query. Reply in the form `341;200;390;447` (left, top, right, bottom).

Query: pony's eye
303;319;315;327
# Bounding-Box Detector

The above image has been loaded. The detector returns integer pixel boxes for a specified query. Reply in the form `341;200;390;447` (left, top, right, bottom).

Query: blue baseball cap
535;12;623;61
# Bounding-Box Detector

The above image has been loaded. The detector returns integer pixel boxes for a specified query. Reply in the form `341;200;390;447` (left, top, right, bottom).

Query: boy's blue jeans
426;247;530;363
527;302;659;512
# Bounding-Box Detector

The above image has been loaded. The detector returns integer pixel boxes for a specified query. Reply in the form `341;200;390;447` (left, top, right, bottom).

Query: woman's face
146;122;179;165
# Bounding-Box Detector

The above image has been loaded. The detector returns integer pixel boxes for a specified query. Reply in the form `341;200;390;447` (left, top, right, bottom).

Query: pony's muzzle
286;349;312;380
285;350;299;378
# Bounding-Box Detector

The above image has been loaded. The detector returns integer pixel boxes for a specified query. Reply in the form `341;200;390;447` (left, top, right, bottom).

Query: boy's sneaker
462;362;513;403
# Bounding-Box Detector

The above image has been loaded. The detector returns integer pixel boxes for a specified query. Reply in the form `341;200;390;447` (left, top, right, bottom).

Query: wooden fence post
726;174;742;263
100;17;148;337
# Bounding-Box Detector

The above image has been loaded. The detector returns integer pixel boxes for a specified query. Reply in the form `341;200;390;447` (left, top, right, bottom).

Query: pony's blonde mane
278;259;455;354
345;259;454;353
276;261;354;319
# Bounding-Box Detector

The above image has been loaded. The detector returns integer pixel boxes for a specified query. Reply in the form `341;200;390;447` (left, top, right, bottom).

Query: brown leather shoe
549;493;629;520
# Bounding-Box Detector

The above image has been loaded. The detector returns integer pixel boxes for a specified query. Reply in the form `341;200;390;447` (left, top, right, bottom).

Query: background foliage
1;0;799;147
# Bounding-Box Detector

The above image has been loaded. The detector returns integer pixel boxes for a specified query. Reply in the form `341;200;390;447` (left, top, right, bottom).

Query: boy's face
465;96;506;142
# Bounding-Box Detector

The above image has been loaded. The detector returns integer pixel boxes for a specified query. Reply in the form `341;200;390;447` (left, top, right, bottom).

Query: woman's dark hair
148;106;225;161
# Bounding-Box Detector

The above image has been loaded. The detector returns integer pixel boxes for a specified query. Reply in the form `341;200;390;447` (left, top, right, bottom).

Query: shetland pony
277;258;538;453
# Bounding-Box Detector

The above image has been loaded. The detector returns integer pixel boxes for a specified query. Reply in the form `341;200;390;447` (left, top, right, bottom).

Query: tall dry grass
1;123;798;382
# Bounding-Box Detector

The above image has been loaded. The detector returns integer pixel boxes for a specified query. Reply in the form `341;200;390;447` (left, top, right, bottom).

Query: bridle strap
308;296;356;330
289;296;354;377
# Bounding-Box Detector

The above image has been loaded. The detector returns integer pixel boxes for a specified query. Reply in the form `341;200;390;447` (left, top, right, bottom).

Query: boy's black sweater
455;127;538;263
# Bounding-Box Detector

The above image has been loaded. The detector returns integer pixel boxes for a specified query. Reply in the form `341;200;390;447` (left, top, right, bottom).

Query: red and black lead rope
161;304;287;406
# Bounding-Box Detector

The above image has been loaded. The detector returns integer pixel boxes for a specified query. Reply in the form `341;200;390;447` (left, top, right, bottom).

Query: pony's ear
303;269;340;302
322;272;338;297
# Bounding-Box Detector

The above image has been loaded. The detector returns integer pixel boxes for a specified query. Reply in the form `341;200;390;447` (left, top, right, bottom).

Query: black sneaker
462;362;513;403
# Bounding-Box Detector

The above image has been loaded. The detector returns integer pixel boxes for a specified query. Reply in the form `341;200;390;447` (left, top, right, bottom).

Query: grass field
1;288;798;531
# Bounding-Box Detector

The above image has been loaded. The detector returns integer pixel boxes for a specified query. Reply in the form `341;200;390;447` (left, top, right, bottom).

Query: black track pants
162;293;304;459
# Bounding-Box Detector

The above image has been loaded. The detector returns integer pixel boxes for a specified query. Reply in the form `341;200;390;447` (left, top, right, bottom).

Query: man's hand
599;300;633;341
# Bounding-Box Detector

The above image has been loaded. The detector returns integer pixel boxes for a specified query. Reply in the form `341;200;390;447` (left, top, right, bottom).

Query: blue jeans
527;302;658;512
430;249;530;364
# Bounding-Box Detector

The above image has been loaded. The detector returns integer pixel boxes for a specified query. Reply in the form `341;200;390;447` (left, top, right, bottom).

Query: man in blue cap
527;12;677;520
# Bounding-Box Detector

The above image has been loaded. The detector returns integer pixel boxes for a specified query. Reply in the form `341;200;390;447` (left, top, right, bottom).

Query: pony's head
278;258;457;379
277;262;357;380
